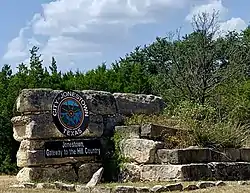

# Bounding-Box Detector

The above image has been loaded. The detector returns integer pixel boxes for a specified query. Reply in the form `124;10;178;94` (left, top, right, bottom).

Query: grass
2;175;250;193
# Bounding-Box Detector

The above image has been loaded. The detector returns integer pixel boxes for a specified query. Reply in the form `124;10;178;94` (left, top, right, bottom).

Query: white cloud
3;0;192;71
185;0;247;37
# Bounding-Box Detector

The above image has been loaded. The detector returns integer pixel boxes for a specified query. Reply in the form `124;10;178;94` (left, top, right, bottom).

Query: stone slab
17;149;100;167
113;93;165;116
16;89;117;115
156;148;234;164
120;139;164;164
12;114;104;141
240;148;250;162
16;166;77;183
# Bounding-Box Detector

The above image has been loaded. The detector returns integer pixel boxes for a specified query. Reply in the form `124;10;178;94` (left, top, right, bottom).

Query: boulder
240;148;250;162
165;183;183;191
135;187;150;193
16;89;117;115
183;184;199;191
114;186;135;193
16;166;77;182
36;183;56;189
113;93;165;116
215;181;226;186
196;181;215;189
12;114;104;141
150;185;165;192
78;163;102;183
55;182;75;191
120;139;164;164
86;167;104;187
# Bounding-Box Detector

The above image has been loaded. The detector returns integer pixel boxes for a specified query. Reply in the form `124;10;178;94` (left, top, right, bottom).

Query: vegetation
0;10;250;173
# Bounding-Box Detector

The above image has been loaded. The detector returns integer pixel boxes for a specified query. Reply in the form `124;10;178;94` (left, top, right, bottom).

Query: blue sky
0;0;249;73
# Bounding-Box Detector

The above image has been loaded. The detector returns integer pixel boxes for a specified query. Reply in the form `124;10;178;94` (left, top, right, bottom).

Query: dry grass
1;175;250;193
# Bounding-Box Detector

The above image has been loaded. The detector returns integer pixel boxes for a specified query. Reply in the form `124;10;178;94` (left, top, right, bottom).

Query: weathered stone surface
16;89;117;115
208;162;250;180
114;186;135;193
197;182;215;189
55;182;75;191
92;187;112;193
141;164;211;181
165;183;183;191
9;184;25;189
135;187;150;193
36;183;56;189
215;181;226;186
220;148;241;162
150;185;165;192
113;93;165;116
120;139;163;164
140;124;178;140
17;148;100;167
119;163;141;182
16;166;77;182
86;167;104;187
156;148;233;164
12;114;104;141
115;125;141;139
183;184;199;191
78;163;103;183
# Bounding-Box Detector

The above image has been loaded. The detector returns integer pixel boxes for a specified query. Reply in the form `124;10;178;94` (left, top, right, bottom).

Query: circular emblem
52;91;89;137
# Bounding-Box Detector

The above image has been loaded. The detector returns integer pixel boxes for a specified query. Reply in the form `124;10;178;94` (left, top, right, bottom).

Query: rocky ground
3;175;250;193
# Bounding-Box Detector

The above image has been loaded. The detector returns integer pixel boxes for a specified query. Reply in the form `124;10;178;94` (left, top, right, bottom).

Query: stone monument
12;89;165;183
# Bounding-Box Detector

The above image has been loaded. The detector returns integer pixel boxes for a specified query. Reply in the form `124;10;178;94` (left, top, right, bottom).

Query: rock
12;114;104;141
92;187;112;193
36;183;56;189
135;187;150;193
120;139;164;164
150;185;165;192
113;93;165;116
16;89;117;115
23;182;36;188
238;181;250;185
183;184;199;191
114;186;135;193
78;163;103;183
115;125;141;139
86;167;104;187
240;148;250;162
55;182;75;191
141;164;211;182
165;183;183;191
208;162;250;180
9;184;25;188
16;148;100;167
215;181;226;186
75;185;91;192
119;163;141;182
16;166;77;183
220;148;240;162
140;124;178;140
197;182;215;189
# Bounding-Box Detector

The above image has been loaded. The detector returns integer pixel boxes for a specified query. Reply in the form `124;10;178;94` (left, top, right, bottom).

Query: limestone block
115;125;141;139
16;166;77;182
114;186;135;193
12;114;104;141
16;89;117;115
17;148;100;167
208;162;250;180
86;167;104;187
140;124;178;140
78;163;102;183
113;93;165;116
120;139;164;164
240;148;250;162
141;164;211;181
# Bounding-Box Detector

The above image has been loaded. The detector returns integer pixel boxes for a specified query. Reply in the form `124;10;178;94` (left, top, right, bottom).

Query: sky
0;0;249;73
